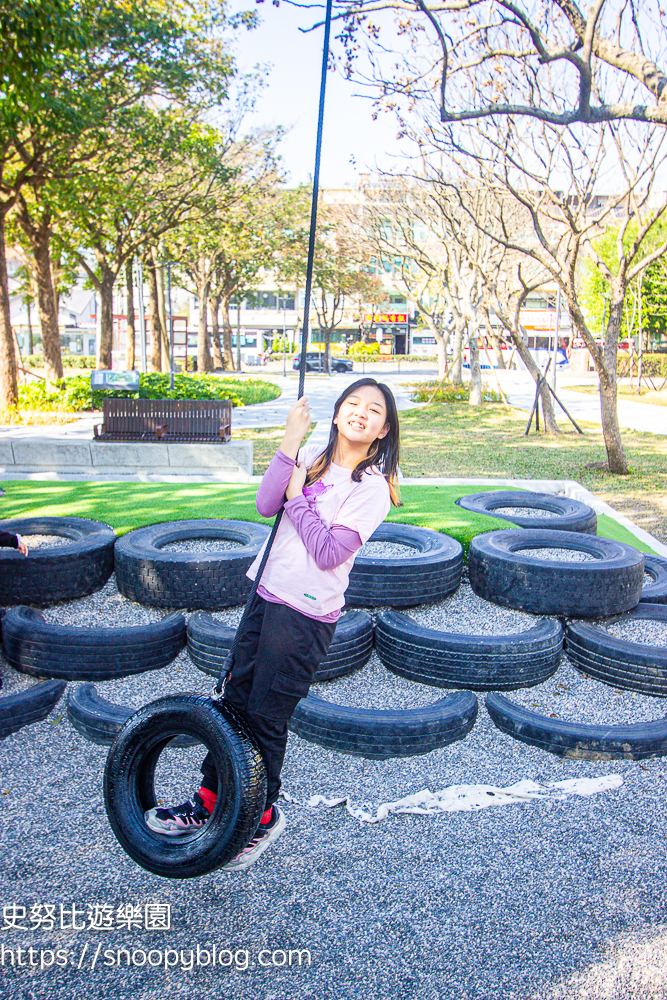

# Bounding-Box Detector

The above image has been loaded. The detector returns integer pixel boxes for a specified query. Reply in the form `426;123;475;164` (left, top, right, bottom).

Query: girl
145;378;401;870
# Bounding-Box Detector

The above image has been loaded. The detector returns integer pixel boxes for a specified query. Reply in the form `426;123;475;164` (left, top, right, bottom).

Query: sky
228;2;412;188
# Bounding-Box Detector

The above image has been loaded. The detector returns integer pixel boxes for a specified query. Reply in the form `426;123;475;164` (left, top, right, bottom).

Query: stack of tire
0;516;119;740
3;495;666;765
454;492;667;761
0;517;273;742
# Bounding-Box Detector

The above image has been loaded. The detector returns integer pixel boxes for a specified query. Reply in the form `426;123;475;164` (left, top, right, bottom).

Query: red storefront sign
363;314;408;324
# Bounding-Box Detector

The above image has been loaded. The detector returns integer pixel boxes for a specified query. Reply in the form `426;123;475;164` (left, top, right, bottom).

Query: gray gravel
405;579;536;634
492;506;555;518
22;534;72;548
39;577;167;630
519;547;596;562
603;620;667;648
161;539;245;552
358;541;417;558
2;572;667;999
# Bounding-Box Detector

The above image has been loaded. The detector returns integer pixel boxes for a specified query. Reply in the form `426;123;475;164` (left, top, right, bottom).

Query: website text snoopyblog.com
0;943;311;972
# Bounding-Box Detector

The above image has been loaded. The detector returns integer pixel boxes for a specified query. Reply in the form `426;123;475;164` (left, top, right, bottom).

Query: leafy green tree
0;0;92;402
581;220;667;346
169;134;286;371
55;108;232;369
275;194;383;373
0;0;242;392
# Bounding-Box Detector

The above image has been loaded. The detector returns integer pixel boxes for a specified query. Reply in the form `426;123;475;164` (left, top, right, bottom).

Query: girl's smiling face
333;385;389;449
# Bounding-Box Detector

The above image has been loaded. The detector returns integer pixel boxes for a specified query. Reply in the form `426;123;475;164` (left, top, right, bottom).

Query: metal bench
94;399;232;443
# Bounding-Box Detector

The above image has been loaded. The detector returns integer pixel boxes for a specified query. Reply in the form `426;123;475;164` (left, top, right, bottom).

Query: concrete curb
0;438;253;483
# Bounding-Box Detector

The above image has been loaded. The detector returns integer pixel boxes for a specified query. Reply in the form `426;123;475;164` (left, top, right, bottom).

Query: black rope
214;0;334;695
297;0;334;400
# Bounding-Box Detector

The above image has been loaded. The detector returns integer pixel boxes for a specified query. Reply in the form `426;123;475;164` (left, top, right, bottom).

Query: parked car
292;352;353;373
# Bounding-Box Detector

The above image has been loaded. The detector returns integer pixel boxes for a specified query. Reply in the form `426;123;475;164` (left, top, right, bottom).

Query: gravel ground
161;540;245;553
492;506;556;518
405;579;536;634
2;572;667;1000
23;534;72;549
358;541;417;558
603;620;667;648
519;547;596;562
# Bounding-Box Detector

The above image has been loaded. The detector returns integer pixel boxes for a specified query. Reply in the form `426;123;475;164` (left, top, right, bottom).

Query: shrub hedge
16;373;281;413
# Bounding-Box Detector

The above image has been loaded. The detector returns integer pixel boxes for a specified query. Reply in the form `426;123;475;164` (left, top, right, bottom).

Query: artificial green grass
0;481;656;556
595;513;657;554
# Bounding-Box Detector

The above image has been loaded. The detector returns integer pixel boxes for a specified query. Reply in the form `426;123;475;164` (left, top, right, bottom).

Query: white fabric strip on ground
281;774;623;825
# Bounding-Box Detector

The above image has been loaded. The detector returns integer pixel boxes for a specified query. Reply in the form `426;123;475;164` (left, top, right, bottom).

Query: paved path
0;369;663;446
0;372;427;446
495;370;667;436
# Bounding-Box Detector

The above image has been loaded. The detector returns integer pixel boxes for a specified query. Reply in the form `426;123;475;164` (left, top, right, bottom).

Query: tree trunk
26;301;33;356
147;259;163;372
197;276;212;372
0;212;18;408
599;294;628;474
323;330;332;374
567;284;628;472
209;291;223;369
424;315;447;378
21;209;63;381
435;336;446;378
98;264;115;370
154;250;170;372
511;331;561;435
221;293;235;370
599;369;628;474
125;259;135;370
491;333;506;369
468;329;483;406
451;321;464;384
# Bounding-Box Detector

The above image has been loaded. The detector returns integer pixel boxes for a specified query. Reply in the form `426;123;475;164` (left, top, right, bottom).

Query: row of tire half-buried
2;507;666;615
4;599;667;763
3;508;667;756
0;517;463;609
6;599;667;693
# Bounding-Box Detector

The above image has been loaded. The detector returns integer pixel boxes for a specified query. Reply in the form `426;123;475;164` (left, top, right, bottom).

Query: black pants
200;597;336;809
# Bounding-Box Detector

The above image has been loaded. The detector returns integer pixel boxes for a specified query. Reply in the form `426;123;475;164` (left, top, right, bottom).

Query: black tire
103;694;266;878
3;606;186;680
67;684;198;747
642;555;667;605
469;529;644;617
565;604;667;696
114;519;271;610
375;610;563;691
0;680;66;739
187;610;374;682
289;690;478;759
486;691;667;761
345;523;463;608
0;517;115;607
456;491;597;534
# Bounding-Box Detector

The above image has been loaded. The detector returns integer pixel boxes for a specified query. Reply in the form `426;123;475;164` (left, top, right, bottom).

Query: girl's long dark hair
305;378;402;506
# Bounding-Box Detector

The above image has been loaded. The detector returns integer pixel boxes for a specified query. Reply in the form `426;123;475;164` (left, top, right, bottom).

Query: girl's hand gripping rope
286;460;308;501
281;397;311;460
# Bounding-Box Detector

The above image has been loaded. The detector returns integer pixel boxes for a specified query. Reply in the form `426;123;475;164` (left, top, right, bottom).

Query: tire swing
103;1;336;879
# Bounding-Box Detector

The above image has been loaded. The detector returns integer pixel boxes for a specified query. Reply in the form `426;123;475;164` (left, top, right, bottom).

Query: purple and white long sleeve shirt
248;445;391;621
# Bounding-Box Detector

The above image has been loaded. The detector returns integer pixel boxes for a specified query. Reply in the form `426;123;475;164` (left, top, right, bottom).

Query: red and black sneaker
144;792;210;836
